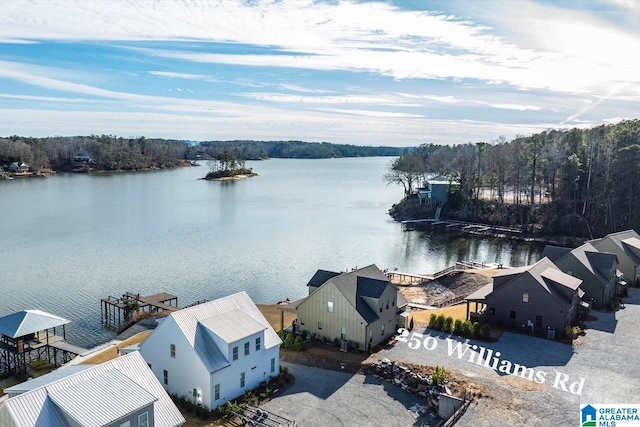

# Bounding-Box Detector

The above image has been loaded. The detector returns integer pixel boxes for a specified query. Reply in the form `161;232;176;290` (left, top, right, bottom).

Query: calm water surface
0;158;543;347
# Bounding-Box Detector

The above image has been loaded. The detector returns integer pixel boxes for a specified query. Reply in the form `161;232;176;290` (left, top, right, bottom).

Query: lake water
0;157;543;347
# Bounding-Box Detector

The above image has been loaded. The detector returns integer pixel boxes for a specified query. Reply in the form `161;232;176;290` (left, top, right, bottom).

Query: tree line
386;120;640;238
0;136;403;172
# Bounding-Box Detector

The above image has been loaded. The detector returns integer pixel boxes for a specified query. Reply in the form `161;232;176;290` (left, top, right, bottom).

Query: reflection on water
0;158;544;347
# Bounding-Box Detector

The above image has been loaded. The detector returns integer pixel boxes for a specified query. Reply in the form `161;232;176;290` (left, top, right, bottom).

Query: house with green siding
542;243;618;310
289;265;408;351
588;230;640;287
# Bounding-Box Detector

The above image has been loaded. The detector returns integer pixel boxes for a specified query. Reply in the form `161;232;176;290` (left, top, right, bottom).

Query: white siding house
0;352;184;427
139;291;281;411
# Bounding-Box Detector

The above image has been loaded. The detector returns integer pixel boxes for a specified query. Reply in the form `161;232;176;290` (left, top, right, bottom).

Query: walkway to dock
386;261;507;286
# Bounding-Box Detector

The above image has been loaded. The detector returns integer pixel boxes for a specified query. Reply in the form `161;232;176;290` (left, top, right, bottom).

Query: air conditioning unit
193;387;203;405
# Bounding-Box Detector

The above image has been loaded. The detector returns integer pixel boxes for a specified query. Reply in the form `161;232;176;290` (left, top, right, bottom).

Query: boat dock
386;260;506;285
101;292;179;329
401;218;523;235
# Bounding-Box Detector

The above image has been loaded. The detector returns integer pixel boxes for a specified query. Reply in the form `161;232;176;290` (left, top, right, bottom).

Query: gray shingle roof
0;310;70;339
541;245;572;263
306;269;340;287
303;264;404;324
488;257;582;309
0;352;185;427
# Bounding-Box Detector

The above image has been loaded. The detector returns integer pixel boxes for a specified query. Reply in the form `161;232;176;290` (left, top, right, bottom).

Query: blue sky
1;0;639;146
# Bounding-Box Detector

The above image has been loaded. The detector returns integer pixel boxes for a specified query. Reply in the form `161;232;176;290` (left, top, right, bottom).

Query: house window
233;346;238;361
214;384;220;400
300;317;304;326
240;372;245;388
489;307;496;315
386;299;389;309
120;422;131;427
170;343;176;358
510;311;516;319
379;302;383;313
522;293;529;303
392;297;395;307
381;324;385;335
536;315;543;328
163;370;168;385
328;301;334;313
318;321;323;330
271;358;275;373
138;412;148;427
256;337;261;351
245;342;250;356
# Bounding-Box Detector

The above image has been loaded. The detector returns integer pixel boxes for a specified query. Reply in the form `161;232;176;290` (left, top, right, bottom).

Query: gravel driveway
260;363;438;427
375;289;640;426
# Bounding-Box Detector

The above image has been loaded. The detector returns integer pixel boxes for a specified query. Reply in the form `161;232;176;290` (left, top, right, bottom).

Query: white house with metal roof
0;351;184;427
138;291;281;411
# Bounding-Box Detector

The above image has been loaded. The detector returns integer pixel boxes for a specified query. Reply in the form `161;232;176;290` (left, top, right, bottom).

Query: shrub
293;336;304;351
472;322;481;337
480;324;491;339
302;329;309;340
284;333;295;349
453;319;463;335
435;314;446;330
429;314;437;328
432;365;448;385
333;337;340;347
355;341;360;351
277;330;286;340
462;320;473;336
444;316;454;333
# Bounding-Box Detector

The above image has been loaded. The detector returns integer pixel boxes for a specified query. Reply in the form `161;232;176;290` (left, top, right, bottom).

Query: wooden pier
386;261;507;286
101;292;179;329
400;218;523;235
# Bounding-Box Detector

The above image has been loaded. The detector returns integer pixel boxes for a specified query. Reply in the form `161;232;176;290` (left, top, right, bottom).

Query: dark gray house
542;243;618;309
416;176;452;206
466;257;584;336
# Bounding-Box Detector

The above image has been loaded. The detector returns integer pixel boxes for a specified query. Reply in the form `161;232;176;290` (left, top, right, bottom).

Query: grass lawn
256;304;297;332
81;330;152;365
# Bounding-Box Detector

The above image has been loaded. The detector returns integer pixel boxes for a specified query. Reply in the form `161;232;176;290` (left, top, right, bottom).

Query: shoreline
201;172;258;181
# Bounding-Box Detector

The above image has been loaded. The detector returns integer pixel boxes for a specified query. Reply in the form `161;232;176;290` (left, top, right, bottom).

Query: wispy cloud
0;1;639;144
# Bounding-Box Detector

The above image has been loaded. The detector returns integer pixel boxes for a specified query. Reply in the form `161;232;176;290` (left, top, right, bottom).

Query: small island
203;151;257;181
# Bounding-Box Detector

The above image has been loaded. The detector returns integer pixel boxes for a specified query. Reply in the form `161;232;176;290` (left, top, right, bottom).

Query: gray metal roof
170;291;282;351
0;310;70;339
200;308;267;343
4;365;92;397
48;369;157;427
0;352;185;427
194;323;230;373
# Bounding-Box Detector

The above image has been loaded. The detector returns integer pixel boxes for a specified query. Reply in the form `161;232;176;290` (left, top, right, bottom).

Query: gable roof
4;365;92;396
302;264;405;324
0;352;184;427
590;230;640;264
200;308;267;344
48;369;157;427
488;257;582;309
541;245;572;263
0;310;70;339
164;291;281;373
306;269;340;287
